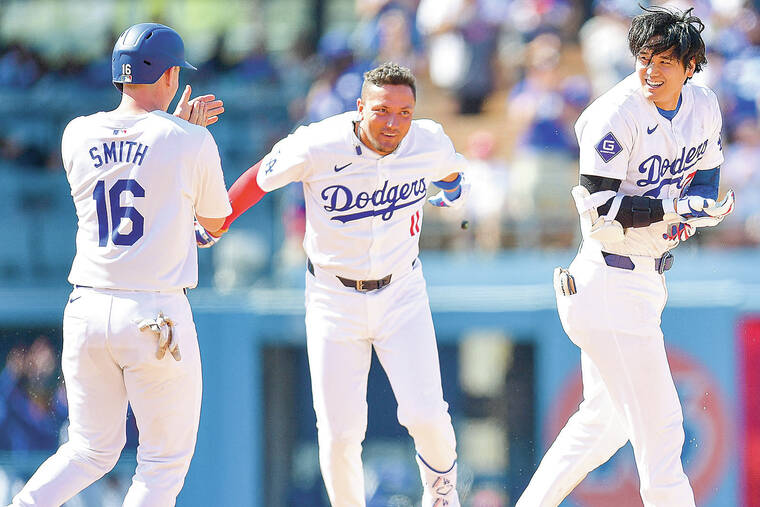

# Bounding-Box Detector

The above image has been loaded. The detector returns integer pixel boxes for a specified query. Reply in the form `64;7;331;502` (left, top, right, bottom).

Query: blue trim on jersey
417;453;456;474
433;173;462;190
686;166;720;200
656;94;682;121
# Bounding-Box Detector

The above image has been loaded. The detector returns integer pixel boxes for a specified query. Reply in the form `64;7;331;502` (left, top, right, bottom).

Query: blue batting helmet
112;23;196;86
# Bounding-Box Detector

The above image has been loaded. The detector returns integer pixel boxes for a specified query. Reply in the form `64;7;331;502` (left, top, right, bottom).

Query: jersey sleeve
575;105;633;180
60;117;82;174
696;91;725;171
426;122;468;181
193;131;232;219
257;125;314;192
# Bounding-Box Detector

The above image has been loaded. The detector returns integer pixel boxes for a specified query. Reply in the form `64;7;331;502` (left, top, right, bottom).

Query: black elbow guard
631;195;652;228
618;195;665;228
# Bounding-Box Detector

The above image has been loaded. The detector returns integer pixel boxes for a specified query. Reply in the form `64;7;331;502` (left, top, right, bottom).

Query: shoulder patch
595;132;623;163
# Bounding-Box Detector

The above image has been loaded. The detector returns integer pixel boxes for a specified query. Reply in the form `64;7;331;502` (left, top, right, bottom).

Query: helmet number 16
92;179;145;247
122;63;131;76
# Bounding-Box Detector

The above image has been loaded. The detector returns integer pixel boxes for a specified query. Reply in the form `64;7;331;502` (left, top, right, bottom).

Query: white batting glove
138;312;181;361
664;190;735;227
428;182;470;210
195;221;221;248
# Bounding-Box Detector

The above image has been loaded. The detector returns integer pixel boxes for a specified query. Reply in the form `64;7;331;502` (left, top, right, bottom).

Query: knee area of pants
64;443;122;471
318;428;365;449
400;411;451;438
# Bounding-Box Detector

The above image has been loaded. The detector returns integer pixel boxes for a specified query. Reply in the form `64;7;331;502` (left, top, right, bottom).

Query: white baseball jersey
257;111;465;280
62;110;231;291
575;72;724;257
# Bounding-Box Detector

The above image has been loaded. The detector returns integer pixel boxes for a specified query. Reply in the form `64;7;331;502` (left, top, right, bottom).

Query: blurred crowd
0;334;138;505
1;0;760;267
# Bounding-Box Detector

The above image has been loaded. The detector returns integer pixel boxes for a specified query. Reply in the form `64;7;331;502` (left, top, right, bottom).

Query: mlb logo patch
595;132;622;163
113;129;128;135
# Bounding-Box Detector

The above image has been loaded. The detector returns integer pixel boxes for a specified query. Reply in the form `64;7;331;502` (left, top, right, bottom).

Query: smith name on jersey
575;73;724;257
257;111;466;281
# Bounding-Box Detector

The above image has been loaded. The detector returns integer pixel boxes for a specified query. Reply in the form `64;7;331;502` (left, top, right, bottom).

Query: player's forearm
222;160;268;230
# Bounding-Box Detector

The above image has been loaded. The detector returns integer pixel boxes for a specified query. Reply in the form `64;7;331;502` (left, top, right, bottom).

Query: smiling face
356;83;415;156
636;43;695;110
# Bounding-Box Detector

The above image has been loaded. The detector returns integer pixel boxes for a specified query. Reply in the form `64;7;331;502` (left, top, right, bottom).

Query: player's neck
114;89;169;115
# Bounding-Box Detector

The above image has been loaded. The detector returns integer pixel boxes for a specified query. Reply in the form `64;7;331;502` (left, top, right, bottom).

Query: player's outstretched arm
173;85;225;127
224;160;268;230
194;159;274;247
428;172;469;209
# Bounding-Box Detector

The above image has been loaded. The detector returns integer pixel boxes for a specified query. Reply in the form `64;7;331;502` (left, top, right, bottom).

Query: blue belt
601;251;674;274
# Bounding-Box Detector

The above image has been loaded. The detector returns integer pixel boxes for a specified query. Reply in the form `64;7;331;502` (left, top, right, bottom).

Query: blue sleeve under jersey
686;167;720;200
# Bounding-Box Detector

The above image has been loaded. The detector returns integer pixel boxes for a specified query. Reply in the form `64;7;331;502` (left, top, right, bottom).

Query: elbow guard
598;194;665;228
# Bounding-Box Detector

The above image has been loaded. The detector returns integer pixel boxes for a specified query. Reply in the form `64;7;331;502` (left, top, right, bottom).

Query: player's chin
378;139;401;153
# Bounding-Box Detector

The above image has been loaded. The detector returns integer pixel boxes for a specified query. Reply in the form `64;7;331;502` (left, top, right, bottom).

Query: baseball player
198;62;467;506
517;6;735;507
8;23;231;506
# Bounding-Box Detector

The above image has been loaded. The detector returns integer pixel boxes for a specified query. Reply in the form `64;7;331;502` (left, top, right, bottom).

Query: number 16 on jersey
93;178;145;246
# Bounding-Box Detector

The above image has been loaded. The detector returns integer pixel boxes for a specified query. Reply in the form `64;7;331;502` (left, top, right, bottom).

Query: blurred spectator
303;30;372;123
0;43;44;88
715;118;760;245
373;8;422;71
505;33;590;247
578;0;644;98
0;337;66;451
459;130;512;252
354;0;423;71
417;0;504;114
500;0;581;42
0;134;53;170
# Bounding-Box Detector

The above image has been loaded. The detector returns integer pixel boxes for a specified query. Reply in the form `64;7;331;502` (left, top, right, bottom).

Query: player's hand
173;85;225;127
428;182;470;209
666;189;735;227
195;220;223;248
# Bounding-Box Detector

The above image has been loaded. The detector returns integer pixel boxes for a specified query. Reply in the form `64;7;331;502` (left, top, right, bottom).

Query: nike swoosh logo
647;125;658;134
334;163;352;172
68;296;82;304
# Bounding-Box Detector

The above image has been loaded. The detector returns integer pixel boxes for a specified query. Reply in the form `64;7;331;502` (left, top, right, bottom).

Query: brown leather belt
307;259;393;292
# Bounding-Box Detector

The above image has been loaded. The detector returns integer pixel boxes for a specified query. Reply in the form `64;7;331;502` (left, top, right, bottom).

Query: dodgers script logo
321;178;427;223
637;139;709;197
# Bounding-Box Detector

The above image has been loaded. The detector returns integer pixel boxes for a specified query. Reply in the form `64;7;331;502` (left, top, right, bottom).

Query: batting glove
663;222;696;242
195;221;221;248
138;312;181;361
428;180;470;210
664;189;735;227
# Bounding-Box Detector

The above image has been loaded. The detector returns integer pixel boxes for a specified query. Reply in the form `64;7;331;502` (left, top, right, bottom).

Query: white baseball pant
518;248;695;507
305;261;458;507
11;287;202;507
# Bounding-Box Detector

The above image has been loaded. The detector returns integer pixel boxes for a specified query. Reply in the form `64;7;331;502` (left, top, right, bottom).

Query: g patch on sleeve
595;132;622;163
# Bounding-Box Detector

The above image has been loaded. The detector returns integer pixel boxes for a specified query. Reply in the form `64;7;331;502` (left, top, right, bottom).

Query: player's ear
161;66;178;86
685;57;696;78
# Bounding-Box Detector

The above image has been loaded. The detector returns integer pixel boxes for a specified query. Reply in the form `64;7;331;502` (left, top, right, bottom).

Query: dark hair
628;5;707;77
362;62;416;99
